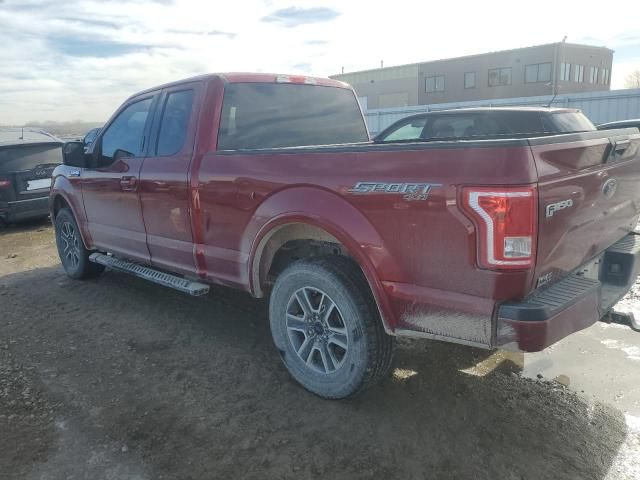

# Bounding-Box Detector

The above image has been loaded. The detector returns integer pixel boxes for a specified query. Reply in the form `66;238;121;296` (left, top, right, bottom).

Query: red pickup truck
51;73;640;398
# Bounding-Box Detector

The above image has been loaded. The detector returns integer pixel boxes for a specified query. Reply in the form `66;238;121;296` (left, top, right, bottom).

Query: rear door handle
120;176;138;191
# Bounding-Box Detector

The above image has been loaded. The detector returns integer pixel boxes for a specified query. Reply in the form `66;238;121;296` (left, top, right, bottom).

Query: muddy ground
1;219;638;479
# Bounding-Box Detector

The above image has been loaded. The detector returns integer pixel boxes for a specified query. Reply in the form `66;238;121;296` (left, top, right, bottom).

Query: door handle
120;176;137;191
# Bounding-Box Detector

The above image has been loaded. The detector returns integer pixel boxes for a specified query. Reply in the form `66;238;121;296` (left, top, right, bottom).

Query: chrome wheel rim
60;221;80;270
286;287;349;374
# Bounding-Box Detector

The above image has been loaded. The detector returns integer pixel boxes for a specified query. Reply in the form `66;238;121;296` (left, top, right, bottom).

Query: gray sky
1;0;639;124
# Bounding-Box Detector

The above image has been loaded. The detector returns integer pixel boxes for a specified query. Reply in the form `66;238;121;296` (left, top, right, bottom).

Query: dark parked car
0;128;63;225
374;107;596;142
598;119;640;131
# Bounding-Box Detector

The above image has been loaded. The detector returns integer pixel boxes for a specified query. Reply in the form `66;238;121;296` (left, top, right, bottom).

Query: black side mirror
62;141;90;168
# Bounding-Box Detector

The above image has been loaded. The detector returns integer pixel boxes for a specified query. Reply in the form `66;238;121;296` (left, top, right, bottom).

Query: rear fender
245;187;402;332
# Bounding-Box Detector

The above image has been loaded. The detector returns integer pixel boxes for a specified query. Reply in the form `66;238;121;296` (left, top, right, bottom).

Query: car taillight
0;179;10;188
462;186;537;270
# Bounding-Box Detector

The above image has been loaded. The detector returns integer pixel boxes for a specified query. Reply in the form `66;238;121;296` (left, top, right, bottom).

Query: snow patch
600;339;640;362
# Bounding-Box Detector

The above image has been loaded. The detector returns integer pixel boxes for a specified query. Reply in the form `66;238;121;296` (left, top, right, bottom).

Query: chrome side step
89;253;210;297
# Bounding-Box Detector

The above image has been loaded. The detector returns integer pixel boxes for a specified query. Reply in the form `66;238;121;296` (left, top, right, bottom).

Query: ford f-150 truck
51;73;640;398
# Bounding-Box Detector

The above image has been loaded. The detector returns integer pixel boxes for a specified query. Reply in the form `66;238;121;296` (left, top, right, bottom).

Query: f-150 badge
348;182;441;201
545;199;573;217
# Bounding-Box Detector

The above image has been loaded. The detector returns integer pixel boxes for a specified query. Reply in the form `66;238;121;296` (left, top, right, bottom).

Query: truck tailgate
531;128;640;289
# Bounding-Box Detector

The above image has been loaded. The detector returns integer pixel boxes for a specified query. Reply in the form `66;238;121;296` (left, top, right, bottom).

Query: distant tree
624;70;640;89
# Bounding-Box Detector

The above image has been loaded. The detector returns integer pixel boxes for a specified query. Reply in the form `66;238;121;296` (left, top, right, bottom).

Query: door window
378;117;427;141
156;90;194;156
101;97;153;163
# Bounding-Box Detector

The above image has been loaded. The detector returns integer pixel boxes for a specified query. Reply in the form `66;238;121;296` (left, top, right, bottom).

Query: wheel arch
246;188;402;333
50;182;91;250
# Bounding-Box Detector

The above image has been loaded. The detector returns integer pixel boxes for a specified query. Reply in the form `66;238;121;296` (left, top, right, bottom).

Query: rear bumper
0;196;50;223
497;233;640;352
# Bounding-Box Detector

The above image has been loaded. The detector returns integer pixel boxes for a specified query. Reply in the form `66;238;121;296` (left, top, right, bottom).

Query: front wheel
54;208;104;279
269;256;394;399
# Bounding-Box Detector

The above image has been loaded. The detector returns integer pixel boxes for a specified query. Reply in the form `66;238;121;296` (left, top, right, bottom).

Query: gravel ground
0;218;639;479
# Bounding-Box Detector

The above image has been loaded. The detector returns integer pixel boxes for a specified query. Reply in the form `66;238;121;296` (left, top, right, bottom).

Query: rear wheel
54;208;104;279
269;256;394;399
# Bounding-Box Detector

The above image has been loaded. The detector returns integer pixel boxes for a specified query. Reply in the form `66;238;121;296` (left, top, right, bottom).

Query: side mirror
62;141;90;168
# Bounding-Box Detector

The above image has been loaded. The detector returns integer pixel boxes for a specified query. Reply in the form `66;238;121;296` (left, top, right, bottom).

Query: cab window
156;90;194;156
379;118;427;141
101;97;153;163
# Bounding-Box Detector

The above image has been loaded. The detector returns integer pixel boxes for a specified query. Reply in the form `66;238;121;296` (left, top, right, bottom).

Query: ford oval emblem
602;178;618;199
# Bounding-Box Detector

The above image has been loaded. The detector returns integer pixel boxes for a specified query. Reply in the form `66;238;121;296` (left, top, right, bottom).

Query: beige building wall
331;43;613;109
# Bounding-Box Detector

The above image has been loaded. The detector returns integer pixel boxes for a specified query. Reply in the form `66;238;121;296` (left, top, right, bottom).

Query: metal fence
363;88;640;134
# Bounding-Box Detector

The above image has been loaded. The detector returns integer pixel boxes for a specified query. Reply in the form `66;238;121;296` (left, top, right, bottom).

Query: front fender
50;168;92;249
245;186;403;332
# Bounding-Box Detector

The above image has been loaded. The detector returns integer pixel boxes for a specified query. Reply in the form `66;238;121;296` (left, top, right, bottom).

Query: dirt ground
1;219;639;480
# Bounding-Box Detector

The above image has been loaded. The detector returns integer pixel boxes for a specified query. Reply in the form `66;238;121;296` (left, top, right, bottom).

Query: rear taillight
462;186;537;270
0;179;10;189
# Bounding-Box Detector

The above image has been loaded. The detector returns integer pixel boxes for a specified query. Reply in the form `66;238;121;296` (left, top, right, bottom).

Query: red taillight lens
462;186;537;270
0;179;11;189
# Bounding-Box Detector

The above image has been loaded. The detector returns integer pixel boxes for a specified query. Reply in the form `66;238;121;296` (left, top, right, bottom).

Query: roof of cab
130;73;351;99
0;128;63;148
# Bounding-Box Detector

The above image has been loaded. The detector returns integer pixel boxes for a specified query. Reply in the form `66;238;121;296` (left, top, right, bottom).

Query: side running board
89;253;210;297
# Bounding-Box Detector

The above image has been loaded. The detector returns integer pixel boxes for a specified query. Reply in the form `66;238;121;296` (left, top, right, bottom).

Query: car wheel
54;208;104;279
269;256;394;399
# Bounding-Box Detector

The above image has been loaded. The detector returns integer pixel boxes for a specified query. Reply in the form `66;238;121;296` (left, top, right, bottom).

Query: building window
601;68;610;85
488;67;511;86
425;75;445;93
464;72;476;89
574;64;584;82
560;63;571;81
589;66;599;84
525;63;551;83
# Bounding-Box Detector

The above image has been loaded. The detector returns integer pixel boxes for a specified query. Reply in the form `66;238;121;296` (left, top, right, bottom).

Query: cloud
48;34;151;58
207;30;237;39
167;28;237;39
262;7;340;27
57;17;123;30
305;39;327;45
291;62;312;72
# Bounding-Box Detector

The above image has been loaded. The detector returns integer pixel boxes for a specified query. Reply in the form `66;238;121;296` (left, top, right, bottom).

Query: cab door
80;94;157;263
138;83;201;275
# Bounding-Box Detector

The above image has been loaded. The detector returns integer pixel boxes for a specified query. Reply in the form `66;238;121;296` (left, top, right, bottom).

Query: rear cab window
217;83;368;150
156;89;194;156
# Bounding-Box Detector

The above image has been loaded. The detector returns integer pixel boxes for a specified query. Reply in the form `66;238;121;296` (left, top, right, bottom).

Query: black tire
54;208;104;279
269;256;394;399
